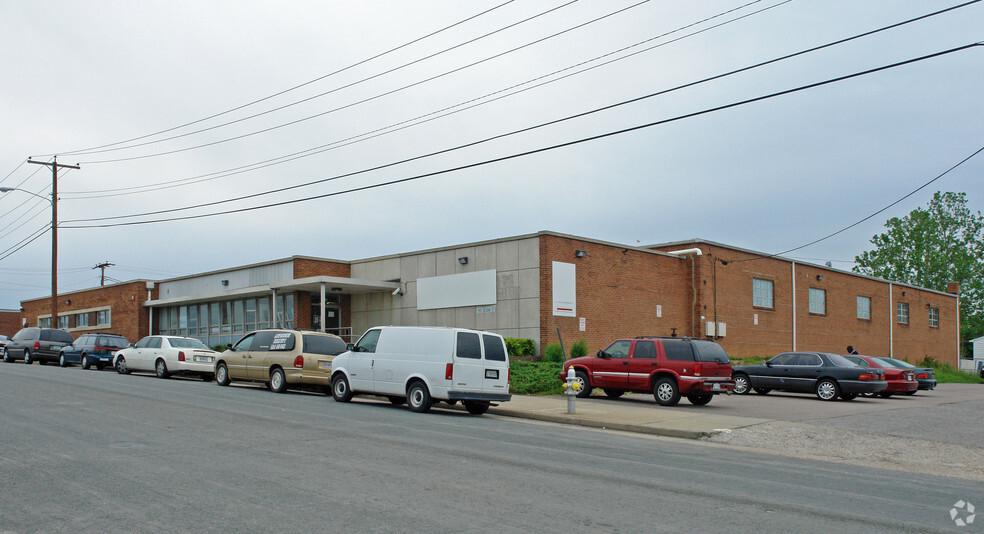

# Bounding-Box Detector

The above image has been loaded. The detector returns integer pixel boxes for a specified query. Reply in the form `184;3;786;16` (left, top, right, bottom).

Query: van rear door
451;331;484;391
480;334;509;394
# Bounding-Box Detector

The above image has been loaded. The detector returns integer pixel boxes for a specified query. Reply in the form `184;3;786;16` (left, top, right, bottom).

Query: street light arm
0;187;53;204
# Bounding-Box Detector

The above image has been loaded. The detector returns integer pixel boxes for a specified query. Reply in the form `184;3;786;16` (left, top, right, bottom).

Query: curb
487;407;715;440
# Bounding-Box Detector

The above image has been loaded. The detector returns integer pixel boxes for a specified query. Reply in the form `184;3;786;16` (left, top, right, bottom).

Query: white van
329;326;511;414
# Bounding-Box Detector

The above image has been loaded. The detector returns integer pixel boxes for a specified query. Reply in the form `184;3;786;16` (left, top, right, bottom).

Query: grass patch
731;356;766;366
917;357;984;384
509;360;564;395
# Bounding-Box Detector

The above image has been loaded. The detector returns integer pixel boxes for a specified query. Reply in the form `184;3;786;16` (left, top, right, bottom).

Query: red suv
560;336;735;406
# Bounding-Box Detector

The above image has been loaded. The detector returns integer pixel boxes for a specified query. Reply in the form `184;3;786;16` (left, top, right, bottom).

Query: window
76;313;90;327
929;307;939;328
96;309;109;326
354;329;380;353
856;296;871;320
809;288;826;315
303;334;347;356
633;340;657;359
752;279;774;309
456;332;482;359
897;302;909;324
483;335;506;361
58;315;70;329
602;340;632;358
663;339;695;361
257;297;271;330
769;353;795;365
232;333;254;352
233;300;244;334
148;337;163;349
38;317;51;328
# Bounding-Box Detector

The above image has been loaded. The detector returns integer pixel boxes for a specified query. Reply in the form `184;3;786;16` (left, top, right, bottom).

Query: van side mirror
596;350;609;359
226;343;234;351
346;343;355;351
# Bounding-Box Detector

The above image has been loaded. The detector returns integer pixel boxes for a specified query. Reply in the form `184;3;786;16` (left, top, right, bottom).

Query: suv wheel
732;373;750;395
269;368;287;393
603;388;624;399
407;381;432;413
573;370;592;398
686;392;713;406
815;378;840;401
59;353;68;367
331;374;353;402
24;350;32;365
653;377;681;406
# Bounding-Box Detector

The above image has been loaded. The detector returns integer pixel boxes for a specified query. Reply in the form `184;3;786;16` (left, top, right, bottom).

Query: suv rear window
303;335;347;356
692;340;729;363
634;340;657;359
662;339;695;361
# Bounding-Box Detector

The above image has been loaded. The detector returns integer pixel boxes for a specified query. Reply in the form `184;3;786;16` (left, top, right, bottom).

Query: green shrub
916;356;984;384
211;344;228;352
570;338;588;358
542;342;565;363
509;361;565;395
505;337;535;357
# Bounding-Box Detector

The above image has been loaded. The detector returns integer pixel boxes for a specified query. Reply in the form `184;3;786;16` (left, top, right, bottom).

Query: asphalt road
0;363;980;533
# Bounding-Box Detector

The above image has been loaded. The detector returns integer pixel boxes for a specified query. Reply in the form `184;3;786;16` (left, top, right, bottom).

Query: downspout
665;248;702;337
889;282;893;357
320;283;327;333
791;262;796;351
272;289;278;328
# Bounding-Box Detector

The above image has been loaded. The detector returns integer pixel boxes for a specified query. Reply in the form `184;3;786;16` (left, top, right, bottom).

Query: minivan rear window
41;329;74;343
692;340;730;363
303;335;347;356
482;335;506;361
456;332;481;359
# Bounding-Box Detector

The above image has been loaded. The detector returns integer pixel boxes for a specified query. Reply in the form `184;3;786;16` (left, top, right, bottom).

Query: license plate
51;345;63;350
712;383;721;391
320;361;332;369
193;356;214;363
485;369;499;379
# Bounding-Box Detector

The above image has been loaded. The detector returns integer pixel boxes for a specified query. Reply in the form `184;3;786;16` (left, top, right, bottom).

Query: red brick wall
0;310;21;338
539;235;692;354
19;281;157;343
293;258;350;278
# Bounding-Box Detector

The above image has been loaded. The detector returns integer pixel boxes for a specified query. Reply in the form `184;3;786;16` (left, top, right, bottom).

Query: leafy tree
854;192;984;356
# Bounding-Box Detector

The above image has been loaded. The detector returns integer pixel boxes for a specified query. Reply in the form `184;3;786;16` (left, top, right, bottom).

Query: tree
854;192;984;356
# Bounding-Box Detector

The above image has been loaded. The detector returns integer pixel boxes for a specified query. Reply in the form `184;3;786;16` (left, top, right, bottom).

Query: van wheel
387;396;405;406
59;353;68;367
573;370;592;398
464;401;490;415
269;368;287;393
2;348;12;363
331;375;353;402
216;363;231;386
407;381;432;413
81;355;90;369
653;377;681;406
687;392;713;406
24;350;33;365
116;356;130;375
155;359;170;378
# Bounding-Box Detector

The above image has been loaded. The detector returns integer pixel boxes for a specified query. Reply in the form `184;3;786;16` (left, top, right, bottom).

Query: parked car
329;326;511;414
59;332;129;369
114;335;218;380
873;357;938;393
2;327;75;365
0;334;9;351
843;355;917;397
215;329;347;393
732;352;887;401
560;336;735;406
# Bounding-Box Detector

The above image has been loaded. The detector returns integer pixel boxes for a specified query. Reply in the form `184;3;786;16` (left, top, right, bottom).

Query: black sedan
873;356;937;393
732;352;887;401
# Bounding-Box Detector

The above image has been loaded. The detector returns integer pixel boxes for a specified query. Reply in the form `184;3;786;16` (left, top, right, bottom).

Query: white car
114;335;217;381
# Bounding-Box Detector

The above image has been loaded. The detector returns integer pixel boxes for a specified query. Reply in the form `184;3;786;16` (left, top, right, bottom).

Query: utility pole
93;261;115;286
27;156;80;329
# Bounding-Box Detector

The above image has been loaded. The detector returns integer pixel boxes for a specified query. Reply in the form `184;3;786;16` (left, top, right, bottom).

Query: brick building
16;231;960;366
0;309;21;338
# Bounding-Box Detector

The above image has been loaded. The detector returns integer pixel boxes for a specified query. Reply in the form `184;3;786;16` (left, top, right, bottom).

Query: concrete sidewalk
485;394;770;439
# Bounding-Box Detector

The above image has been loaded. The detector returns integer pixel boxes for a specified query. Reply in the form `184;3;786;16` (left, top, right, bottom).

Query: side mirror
346;344;355;351
596;350;609;359
226;343;234;351
765;361;773;367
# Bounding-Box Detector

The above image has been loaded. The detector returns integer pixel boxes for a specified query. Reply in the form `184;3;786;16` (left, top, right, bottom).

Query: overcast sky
1;0;982;309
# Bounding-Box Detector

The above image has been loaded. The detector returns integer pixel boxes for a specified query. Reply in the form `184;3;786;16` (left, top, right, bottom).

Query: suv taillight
178;351;185;362
445;363;453;380
293;355;304;368
694;363;702;376
33;342;40;350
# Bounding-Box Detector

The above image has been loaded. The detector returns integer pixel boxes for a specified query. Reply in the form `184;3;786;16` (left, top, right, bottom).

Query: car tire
732;373;750;395
2;348;12;363
39;359;47;366
24;350;33;365
59;353;68;367
269;368;287;393
464;401;490;415
653;377;681;406
841;393;857;401
115;356;130;375
753;387;771;395
96;364;104;370
387;396;405;406
201;373;214;382
878;392;893;398
902;391;917;396
603;388;625;399
687;392;713;406
155;359;169;378
815;378;840;401
331;374;353;402
573;370;592;398
81;355;90;370
407;380;432;413
216;363;231;386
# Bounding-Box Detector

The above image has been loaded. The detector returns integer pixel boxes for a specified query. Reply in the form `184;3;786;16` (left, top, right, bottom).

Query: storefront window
257;297;270;329
234;300;244;334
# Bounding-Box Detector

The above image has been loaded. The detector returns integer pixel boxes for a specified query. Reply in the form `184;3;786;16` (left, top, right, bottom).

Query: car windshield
692;340;730;363
826;353;858;367
169;338;211;350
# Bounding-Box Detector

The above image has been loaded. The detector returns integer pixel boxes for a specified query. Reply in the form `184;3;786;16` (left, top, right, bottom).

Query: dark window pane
662;339;694;361
456;332;481;359
303;335;347;356
483;335;506;361
634;341;657;359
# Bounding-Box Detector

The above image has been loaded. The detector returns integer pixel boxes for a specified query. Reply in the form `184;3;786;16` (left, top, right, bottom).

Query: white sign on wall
656;305;662;318
579;317;586;331
417;270;496;310
552;261;576;317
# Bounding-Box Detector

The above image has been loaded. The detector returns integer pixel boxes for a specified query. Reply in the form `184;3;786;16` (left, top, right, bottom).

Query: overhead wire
62;0;783;199
60;43;984;229
44;0;520;157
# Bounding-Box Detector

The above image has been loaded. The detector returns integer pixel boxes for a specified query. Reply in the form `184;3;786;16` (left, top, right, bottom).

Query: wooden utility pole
27;156;80;329
94;261;115;286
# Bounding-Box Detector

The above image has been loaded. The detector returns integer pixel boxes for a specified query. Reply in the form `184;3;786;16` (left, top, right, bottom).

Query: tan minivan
215;329;347;393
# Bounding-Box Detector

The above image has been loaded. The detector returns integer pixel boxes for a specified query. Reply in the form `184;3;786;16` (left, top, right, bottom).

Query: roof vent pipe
666;248;703;256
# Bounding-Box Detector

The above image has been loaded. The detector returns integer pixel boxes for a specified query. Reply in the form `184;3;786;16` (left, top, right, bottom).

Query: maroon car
844;355;917;397
561;336;735;406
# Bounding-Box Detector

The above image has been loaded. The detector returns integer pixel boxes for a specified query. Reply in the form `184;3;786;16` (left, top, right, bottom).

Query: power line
44;1;519;157
62;43;984;229
74;0;650;164
62;0;785;199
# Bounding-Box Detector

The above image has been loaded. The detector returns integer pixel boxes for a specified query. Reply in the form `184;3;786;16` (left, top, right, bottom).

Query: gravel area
705;420;984;481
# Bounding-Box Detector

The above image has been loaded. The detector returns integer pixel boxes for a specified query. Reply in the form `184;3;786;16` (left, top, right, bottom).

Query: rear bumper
679;376;735;394
884;381;919;393
839;380;887;394
916;379;937;390
447;391;512;402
